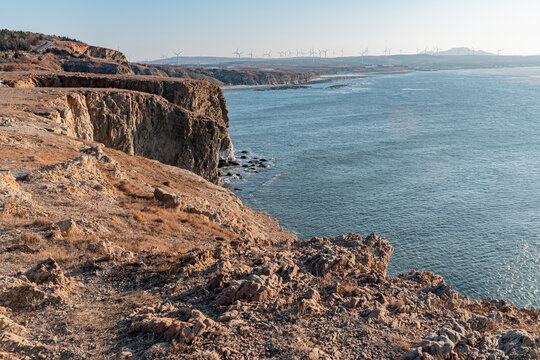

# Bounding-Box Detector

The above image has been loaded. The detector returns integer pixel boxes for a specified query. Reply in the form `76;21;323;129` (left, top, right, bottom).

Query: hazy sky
3;0;540;61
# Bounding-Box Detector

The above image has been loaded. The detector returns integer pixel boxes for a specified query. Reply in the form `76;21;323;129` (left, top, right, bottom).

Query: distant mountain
437;47;494;56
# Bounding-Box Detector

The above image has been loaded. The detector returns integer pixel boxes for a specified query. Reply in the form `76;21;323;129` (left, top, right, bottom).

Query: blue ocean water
223;67;540;308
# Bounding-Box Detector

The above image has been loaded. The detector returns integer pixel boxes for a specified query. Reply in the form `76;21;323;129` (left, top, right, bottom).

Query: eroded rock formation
2;72;234;183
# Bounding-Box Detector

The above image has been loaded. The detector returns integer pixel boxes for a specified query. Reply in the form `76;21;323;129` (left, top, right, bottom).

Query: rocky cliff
50;90;228;183
2;72;234;183
131;63;317;86
193;67;317;86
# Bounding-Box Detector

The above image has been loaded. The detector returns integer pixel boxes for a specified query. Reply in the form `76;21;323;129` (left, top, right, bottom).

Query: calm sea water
223;68;540;308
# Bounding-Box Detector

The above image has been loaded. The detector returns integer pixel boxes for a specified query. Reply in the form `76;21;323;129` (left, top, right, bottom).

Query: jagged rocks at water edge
0;30;538;359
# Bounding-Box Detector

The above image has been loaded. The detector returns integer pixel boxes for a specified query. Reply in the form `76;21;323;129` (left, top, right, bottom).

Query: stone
308;347;321;360
25;258;66;286
154;187;180;208
217;310;239;323
305;233;393;276
54;219;81;237
211;275;277;306
80;145;103;154
348;297;361;309
305;288;321;302
89;239;133;259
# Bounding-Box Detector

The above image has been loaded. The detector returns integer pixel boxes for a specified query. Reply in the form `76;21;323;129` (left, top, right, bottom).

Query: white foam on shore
402;88;429;91
262;172;286;187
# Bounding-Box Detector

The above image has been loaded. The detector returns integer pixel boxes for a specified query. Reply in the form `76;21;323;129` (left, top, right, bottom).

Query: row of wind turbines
164;46;504;63
230;46;504;58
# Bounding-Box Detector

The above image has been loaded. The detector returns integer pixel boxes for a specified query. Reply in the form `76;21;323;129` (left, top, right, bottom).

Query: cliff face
61;60;134;74
195;67;317;86
3;72;234;183
7;73;229;128
131;63;317;86
49;90;227;183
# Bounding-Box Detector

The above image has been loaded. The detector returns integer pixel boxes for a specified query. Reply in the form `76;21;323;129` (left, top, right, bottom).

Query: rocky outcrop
61;60;133;74
7;73;229;125
131;63;317;86
4;72;234;183
46;90;227;183
196;67;316;86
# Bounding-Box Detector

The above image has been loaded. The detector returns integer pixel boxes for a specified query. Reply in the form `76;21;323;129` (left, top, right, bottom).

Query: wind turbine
359;48;368;64
233;49;242;58
248;50;254;59
309;48;316;57
173;50;183;65
340;48;344;57
321;49;328;58
279;50;285;58
433;46;440;55
263;50;271;58
496;48;502;56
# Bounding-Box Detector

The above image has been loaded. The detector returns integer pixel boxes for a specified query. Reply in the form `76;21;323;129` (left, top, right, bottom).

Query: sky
2;0;540;61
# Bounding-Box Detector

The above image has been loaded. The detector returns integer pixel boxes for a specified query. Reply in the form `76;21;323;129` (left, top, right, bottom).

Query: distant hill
0;29;81;52
437;47;494;56
0;29;132;74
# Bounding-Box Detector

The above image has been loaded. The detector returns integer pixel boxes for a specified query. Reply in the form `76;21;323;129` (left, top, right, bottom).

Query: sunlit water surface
224;68;540;308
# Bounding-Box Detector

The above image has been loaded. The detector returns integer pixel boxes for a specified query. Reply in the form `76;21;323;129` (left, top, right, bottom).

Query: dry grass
19;233;43;245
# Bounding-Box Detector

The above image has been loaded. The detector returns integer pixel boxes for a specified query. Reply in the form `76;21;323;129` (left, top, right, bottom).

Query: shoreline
221;69;414;90
221;64;540;90
222;67;539;310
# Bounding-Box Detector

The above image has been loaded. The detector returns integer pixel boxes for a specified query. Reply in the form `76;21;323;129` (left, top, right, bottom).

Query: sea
223;67;540;308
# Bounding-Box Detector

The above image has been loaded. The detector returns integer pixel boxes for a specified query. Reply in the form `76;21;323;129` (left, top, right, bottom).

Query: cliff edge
1;72;234;184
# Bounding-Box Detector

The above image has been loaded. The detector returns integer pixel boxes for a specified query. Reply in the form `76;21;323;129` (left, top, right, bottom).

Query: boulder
154;187;180;208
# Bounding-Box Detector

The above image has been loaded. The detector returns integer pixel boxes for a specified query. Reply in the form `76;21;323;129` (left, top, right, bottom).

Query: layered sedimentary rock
5;73;229;125
130;63;317;86
2;72;234;183
195;67;316;86
48;90;228;183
